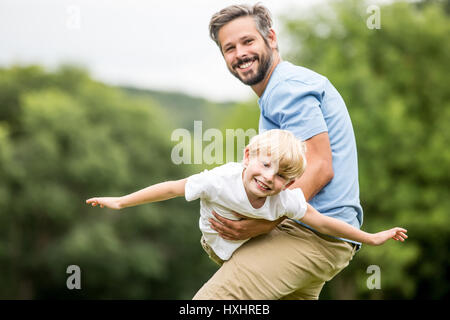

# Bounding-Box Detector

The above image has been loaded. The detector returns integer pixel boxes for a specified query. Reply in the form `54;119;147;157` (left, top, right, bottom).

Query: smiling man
219;10;279;95
220;15;276;89
193;4;364;300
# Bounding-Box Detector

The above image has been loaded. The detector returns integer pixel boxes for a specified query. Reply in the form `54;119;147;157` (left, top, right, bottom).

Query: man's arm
289;132;333;200
209;132;333;240
209;211;286;241
86;179;187;210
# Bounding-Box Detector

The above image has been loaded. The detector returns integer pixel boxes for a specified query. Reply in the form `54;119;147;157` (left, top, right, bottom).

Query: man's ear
268;29;278;50
283;179;296;190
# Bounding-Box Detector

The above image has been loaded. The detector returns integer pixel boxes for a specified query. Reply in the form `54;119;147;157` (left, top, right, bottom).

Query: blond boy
86;129;407;266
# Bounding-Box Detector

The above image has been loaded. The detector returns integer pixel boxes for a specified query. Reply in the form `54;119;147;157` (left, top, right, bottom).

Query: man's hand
209;211;285;241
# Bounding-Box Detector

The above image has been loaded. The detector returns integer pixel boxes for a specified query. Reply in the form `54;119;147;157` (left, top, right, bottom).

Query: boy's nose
262;169;275;183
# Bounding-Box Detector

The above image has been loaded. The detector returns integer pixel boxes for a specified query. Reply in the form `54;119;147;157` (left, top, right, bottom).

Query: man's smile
234;56;257;72
237;60;254;71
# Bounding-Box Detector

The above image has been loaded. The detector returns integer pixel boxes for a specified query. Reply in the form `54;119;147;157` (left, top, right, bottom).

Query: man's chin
240;75;265;86
234;71;259;85
229;67;265;86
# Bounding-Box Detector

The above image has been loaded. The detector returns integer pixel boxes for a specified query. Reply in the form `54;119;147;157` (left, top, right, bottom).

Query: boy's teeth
256;179;269;190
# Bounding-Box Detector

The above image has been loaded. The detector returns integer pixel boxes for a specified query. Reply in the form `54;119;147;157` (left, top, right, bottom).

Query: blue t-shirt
258;61;363;242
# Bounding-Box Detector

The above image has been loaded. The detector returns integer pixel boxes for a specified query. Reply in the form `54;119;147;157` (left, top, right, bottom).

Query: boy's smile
254;177;271;191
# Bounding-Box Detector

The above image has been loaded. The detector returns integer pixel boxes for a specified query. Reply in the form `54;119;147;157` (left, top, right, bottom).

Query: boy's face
242;148;295;200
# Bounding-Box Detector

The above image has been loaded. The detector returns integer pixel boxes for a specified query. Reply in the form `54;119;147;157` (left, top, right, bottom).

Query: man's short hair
209;3;275;50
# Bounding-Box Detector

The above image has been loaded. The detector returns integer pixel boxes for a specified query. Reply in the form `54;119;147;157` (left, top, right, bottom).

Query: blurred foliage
0;0;449;299
281;0;449;299
0;65;218;299
120;86;235;131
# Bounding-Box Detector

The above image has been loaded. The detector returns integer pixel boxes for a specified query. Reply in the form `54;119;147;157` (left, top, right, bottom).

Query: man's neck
251;54;282;97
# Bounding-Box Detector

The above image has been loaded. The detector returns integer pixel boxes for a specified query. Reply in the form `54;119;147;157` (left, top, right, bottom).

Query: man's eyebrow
223;42;234;50
240;35;254;41
222;35;255;50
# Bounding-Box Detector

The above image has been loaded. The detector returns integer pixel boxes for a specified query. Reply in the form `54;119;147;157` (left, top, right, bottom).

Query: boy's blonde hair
245;129;307;180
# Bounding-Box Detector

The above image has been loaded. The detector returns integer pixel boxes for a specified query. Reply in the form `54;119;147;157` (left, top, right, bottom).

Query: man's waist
291;219;362;251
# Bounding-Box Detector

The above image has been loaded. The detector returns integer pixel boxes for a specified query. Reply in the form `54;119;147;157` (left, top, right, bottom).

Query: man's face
217;16;275;86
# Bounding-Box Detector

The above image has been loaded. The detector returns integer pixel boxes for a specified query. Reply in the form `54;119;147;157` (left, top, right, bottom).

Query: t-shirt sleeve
265;80;328;141
185;169;216;202
283;188;308;220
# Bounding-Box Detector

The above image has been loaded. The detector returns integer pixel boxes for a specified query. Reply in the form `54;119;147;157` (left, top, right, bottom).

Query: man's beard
229;46;273;86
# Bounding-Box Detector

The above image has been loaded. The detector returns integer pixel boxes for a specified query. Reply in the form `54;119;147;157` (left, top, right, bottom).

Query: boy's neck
248;195;266;209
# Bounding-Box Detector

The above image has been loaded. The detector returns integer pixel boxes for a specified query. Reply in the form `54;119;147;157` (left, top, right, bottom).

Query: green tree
0;65;218;299
282;0;450;299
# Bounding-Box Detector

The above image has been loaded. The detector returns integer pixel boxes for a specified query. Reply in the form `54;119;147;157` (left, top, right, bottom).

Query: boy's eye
263;162;270;168
277;173;286;179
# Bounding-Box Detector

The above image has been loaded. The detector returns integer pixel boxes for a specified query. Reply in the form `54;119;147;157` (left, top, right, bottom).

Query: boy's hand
86;197;122;210
371;227;408;246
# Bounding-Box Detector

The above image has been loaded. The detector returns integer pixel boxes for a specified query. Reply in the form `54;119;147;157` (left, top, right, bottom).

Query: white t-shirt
185;162;307;260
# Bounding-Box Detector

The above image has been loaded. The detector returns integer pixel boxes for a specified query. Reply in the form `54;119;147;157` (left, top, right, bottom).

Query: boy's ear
283;179;296;190
243;147;250;167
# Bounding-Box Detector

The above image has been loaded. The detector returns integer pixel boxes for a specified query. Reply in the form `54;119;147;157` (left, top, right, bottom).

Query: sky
0;0;390;102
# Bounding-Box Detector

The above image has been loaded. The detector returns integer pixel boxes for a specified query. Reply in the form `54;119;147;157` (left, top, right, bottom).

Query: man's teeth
239;61;253;69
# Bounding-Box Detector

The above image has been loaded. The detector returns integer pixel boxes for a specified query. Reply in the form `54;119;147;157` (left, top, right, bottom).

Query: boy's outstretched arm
300;204;408;246
86;178;187;210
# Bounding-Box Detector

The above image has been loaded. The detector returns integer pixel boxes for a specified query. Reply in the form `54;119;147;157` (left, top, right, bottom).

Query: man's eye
263;162;270;167
245;39;253;44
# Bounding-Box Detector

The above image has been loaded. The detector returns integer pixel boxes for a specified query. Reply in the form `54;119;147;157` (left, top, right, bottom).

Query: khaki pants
200;235;225;266
193;219;357;300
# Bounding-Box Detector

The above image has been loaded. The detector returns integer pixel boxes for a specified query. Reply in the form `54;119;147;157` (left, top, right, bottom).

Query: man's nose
235;44;248;59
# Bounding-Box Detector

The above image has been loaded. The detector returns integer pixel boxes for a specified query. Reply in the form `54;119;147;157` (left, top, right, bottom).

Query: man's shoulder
261;61;328;103
274;61;327;86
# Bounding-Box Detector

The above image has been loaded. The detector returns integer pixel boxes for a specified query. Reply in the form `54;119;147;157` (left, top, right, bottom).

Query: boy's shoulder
272;188;308;219
275;187;306;204
205;162;243;177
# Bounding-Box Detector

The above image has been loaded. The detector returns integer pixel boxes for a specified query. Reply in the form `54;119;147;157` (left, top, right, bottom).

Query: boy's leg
193;220;356;300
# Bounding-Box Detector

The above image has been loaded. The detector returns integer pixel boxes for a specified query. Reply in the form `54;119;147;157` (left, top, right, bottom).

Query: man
193;3;363;300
